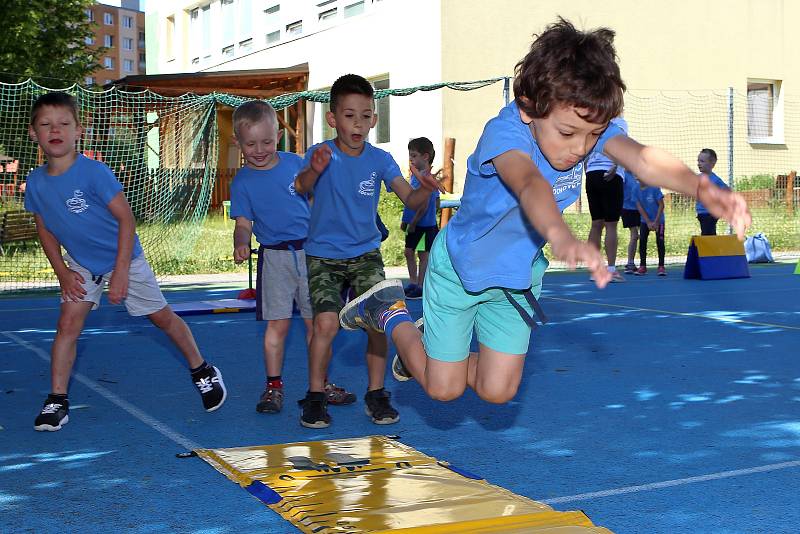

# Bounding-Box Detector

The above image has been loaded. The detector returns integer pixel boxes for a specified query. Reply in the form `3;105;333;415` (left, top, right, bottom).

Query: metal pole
727;86;735;234
503;77;510;105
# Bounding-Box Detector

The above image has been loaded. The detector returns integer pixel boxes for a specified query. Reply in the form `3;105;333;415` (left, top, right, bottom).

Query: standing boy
340;19;750;405
24;92;226;431
696;148;730;235
294;74;440;428
635;182;666;276
401;137;440;300
621;169;641;273
230;100;355;414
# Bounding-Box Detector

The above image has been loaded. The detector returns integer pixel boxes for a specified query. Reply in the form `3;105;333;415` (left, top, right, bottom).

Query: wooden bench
0;209;38;255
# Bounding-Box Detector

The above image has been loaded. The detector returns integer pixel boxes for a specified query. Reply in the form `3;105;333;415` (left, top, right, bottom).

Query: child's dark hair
408;137;435;165
329;74;374;112
232;100;277;137
700;148;718;162
30;92;80;124
513;17;625;124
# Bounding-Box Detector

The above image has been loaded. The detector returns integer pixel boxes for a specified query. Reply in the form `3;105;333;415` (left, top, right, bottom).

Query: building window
138;31;146;49
222;45;234;57
239;38;253;53
222;0;235;48
166;15;175;60
265;4;280;23
123;59;133;72
747;79;783;143
192;57;200;65
344;1;365;18
104;12;114;25
123;37;133;50
104;35;114;47
104;57;114;69
266;30;280;44
374;77;390;144
85;35;95;45
139;52;146;70
319;7;337;22
286;20;302;36
122;15;133;28
85;8;94;21
85;77;95;86
239;0;252;39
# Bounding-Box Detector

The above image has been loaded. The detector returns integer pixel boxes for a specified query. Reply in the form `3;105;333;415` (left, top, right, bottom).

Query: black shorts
586;170;624;222
404;225;438;252
621;209;641;229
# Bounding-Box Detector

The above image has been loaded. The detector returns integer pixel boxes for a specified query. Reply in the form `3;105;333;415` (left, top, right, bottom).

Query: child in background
621;170;641;273
24;92;226;431
230;100;355;414
401;137;440;300
696;148;730;235
635;181;666;276
340;18;750;405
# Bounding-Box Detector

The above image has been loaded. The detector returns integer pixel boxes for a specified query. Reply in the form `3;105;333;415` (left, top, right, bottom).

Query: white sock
607;265;616;273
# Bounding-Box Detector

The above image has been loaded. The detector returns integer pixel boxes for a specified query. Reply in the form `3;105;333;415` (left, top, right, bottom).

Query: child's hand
57;269;87;302
233;244;251;264
697;174;752;239
108;271;129;305
648;221;656;230
550;233;611;288
408;223;417;234
400;222;408;232
411;164;446;193
310;144;332;175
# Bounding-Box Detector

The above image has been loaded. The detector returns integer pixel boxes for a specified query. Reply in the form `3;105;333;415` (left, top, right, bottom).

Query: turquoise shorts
421;227;549;361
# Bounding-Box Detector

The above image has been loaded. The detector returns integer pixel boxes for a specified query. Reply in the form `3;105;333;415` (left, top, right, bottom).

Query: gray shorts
256;247;313;321
62;253;168;316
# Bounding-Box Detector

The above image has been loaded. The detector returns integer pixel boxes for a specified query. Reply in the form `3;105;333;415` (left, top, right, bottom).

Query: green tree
0;0;106;85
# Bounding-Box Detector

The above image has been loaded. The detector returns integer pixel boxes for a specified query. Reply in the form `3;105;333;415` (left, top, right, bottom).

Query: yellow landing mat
196;435;613;534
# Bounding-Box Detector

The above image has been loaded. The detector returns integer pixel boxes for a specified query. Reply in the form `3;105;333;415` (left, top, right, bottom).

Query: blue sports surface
1;263;799;533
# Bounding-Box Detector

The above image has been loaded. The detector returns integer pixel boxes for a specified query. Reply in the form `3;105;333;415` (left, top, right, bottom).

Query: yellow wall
440;0;800;190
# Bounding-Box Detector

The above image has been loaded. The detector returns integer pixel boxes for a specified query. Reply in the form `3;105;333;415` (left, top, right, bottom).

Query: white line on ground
2;331;200;451
541;459;800;504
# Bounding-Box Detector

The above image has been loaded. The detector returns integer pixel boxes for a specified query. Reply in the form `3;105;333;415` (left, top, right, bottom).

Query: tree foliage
0;0;106;85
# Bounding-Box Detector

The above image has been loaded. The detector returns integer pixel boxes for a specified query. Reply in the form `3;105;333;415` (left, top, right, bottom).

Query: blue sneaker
339;279;407;332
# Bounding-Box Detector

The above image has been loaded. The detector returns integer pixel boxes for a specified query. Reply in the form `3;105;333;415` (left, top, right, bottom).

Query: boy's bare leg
417;251;430;287
50;301;93;394
473;344;525;404
404;248;418;286
147;305;203;368
308;311;338;391
603;221;619;267
588;219;604;254
365;329;388;390
264;319;290;376
627;227;639;266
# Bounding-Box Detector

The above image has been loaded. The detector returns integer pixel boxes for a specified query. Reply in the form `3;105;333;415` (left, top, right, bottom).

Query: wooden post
788;170;797;215
439;137;456;227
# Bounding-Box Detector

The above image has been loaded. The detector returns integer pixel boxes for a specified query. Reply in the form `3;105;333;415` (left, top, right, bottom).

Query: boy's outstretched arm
35;214;87;302
390;164;445;212
107;192;136;304
605;136;751;238
294;144;331;194
493;150;611;288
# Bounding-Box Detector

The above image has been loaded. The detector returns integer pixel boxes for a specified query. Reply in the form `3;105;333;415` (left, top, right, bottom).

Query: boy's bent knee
147;306;179;329
475;382;518;404
426;382;466;402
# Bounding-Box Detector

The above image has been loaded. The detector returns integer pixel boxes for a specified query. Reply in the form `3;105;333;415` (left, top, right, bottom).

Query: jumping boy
293;74;440;428
696;148;730;235
340;18;751;405
401;137;440;300
230;100;355;414
25;92;226;431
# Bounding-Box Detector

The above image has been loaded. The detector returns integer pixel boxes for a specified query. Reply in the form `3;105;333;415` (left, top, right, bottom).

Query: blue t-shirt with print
696;172;729;215
623;170;641;210
23;154;143;276
585;117;628;174
229;152;309;246
304;140;402;259
446;101;625;292
401;175;440;226
637;186;665;224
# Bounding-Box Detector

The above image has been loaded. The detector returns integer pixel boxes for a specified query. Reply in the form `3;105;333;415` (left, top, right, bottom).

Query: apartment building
85;0;146;86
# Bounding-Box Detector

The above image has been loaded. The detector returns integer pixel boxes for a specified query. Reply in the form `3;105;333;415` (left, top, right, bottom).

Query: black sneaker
256;386;284;413
405;286;423;300
34;396;69;432
192;365;227;412
299;391;330;428
339;279;407;332
324;382;356;405
392;318;423;382
364;388;399;425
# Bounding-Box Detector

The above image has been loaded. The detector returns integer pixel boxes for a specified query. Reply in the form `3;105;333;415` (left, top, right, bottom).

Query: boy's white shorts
62;253;168;316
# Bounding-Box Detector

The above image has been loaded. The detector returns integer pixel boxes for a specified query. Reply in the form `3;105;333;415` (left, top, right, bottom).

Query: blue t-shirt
229;153;309;246
304;140;402;259
696;172;729;215
23;154;143;276
401;175;440;227
585;117;628;174
446;101;625;292
622;170;641;210
637;186;665;224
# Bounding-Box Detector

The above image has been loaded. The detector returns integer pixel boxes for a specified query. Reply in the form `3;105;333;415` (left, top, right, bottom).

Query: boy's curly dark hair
513;17;625;124
329;74;374;112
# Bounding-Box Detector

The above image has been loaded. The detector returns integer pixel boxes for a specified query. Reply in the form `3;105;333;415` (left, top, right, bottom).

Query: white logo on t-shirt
288;182;297;196
552;165;582;197
358;172;378;196
66;190;89;214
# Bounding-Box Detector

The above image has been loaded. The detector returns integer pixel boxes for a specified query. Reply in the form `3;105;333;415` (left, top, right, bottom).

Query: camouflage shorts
306;249;385;314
